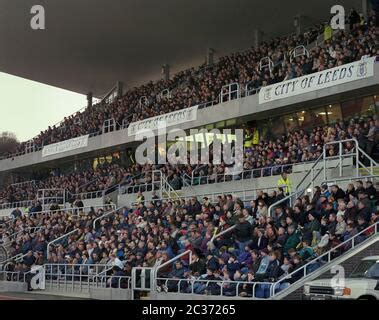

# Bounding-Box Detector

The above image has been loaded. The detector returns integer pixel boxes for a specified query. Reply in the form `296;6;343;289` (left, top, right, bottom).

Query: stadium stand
0;9;377;160
0;6;378;300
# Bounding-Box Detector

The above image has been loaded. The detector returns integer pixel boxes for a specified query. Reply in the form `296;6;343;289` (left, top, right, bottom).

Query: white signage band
42;134;89;157
128;105;199;136
259;57;376;104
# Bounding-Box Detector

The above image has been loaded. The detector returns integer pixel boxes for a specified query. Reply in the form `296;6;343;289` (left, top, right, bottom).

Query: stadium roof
0;0;361;97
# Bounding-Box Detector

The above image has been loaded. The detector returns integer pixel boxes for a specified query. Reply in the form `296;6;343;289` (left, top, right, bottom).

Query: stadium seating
0;8;378;300
1;10;377;161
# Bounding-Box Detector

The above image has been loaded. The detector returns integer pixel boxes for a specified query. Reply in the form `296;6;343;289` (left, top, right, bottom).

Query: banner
128;105;198;136
259;57;376;104
42;135;89;157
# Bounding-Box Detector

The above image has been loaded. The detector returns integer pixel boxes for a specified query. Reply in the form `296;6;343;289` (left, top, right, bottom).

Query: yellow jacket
277;176;293;194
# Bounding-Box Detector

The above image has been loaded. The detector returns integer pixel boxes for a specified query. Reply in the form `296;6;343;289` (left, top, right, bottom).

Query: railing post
355;140;359;178
323;146;327;181
339;141;343;177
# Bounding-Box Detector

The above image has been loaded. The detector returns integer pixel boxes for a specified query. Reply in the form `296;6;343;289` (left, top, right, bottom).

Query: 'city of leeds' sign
259;56;376;104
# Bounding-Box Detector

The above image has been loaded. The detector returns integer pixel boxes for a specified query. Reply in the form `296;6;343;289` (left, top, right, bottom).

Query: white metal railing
208;224;237;251
15;205;115;218
152;222;378;299
130;185;279;208
2;226;45;250
44;263;131;291
190;163;294;186
10;180;37;188
220;83;240;103
0;200;34;210
259;57;274;72
289;45;310;62
70;190;105;200
153;250;193;293
244;83;261;97
117;170;162;197
102;118;117;134
37;188;66;209
323;139;378;180
47;229;79;260
0;269;33;283
0;252;29;268
154;276;274;298
92;206;123;230
269;221;379;298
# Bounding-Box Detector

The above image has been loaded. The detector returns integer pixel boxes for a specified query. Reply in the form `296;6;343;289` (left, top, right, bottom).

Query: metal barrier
10;180;37;188
289;45;310;62
130;185;279;208
47;229;79;260
269;222;379;298
153;276;274;298
117;170;163;197
220;83;240;103
244;83;261;97
131;267;154;299
2;226;45;251
102;118;117;134
0;270;32;283
153;250;193;293
44;263;131;292
0;252;30;269
323;139;379;179
37;188;66;209
0;200;34;210
191;163;294;186
25;140;35;154
259;57;274;72
93;207;120;229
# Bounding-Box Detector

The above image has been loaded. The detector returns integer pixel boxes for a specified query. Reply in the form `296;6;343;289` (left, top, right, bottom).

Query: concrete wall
1;64;378;173
117;162;358;208
0;281;27;292
89;288;132;300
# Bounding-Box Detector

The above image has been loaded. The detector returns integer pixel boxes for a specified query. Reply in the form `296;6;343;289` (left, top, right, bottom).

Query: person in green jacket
284;225;300;254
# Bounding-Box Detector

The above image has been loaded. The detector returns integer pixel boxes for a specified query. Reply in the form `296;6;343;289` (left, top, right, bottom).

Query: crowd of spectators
1;113;377;207
1;177;377;296
6;9;377;159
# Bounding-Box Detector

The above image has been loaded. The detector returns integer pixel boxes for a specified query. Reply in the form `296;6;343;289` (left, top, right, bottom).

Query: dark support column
294;15;302;35
87;92;93;108
116;81;123;98
253;29;262;49
206;48;215;65
362;0;368;20
162;64;170;81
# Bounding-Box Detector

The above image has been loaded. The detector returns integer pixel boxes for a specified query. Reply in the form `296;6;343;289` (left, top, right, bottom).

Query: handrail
4;226;45;245
0;252;28;267
0;200;35;211
191;164;294;186
21;205;114;217
10;180;37;188
161;174;180;199
130;185;279;207
47;228;79;260
153;249;193;287
154;276;274;298
208;225;237;250
296;154;323;191
191;164;208;184
268;188;307;218
92;207;121;230
270;221;379;297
